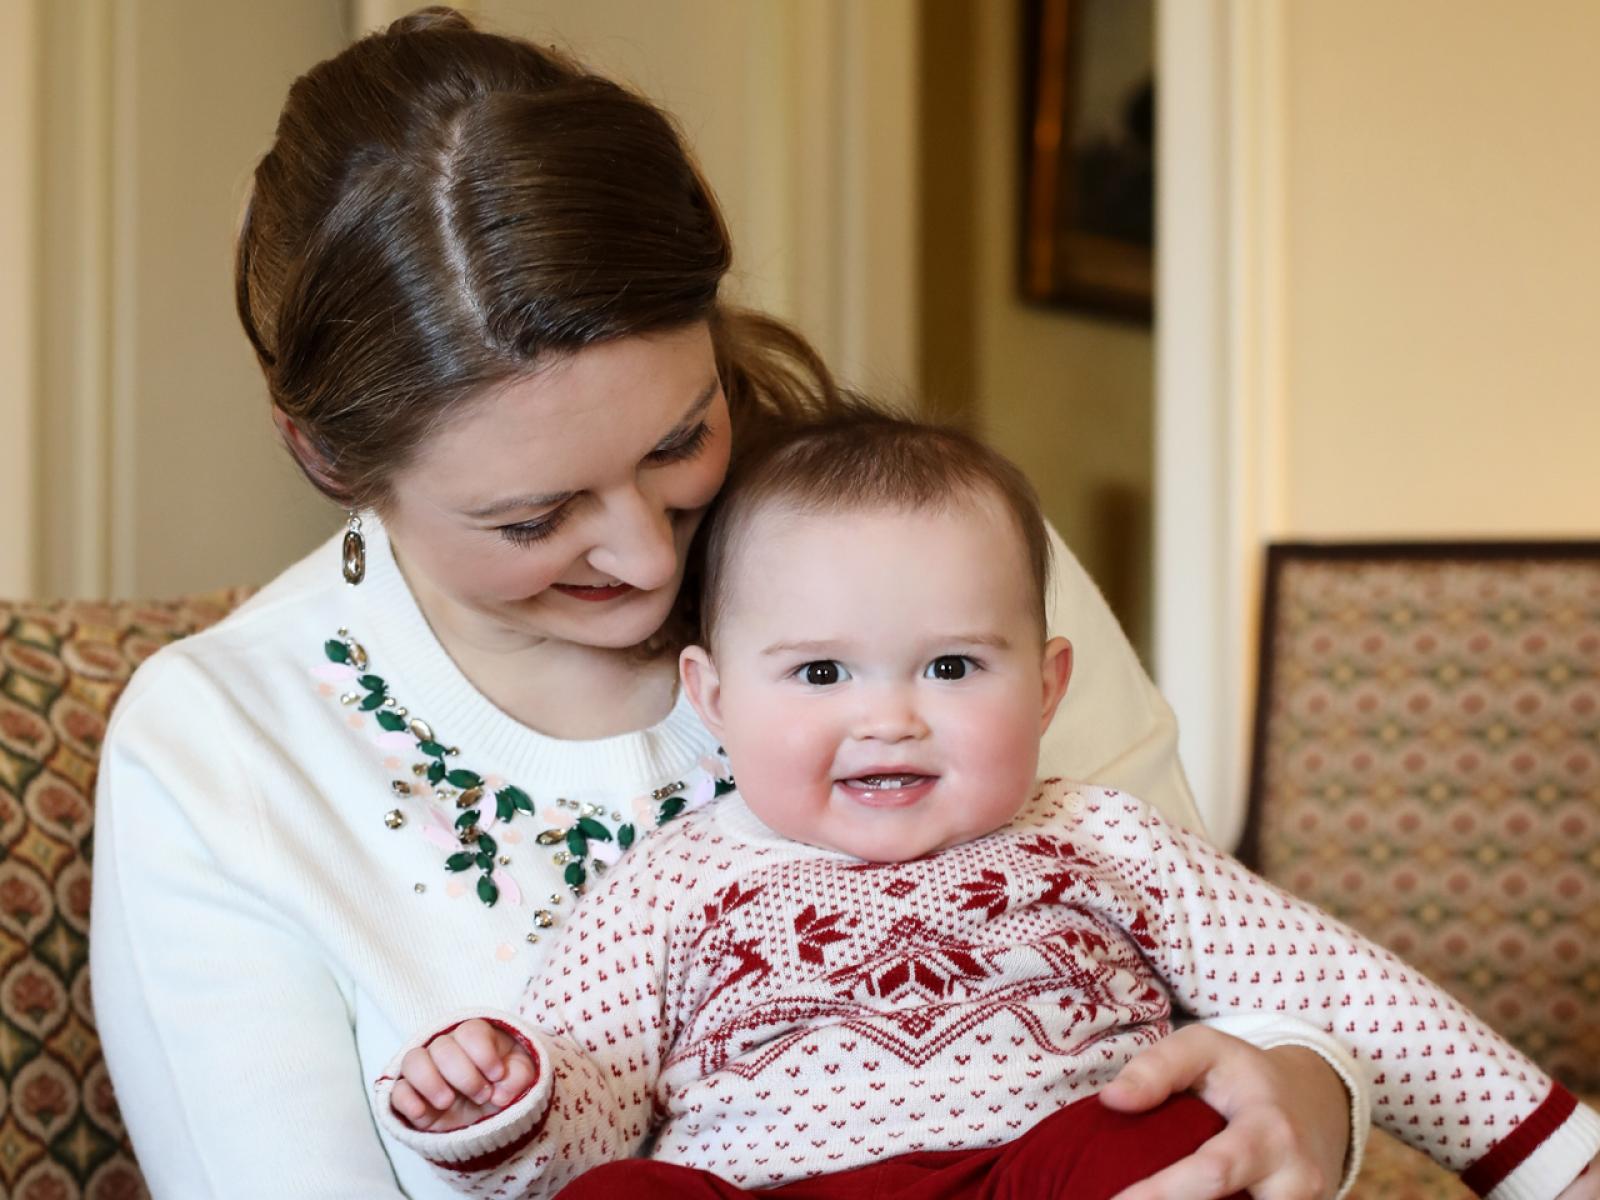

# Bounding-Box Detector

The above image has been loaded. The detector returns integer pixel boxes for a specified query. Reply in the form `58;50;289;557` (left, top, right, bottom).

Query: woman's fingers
1101;1026;1226;1112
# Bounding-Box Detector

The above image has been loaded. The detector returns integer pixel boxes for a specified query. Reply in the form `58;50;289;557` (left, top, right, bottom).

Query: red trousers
554;1093;1246;1199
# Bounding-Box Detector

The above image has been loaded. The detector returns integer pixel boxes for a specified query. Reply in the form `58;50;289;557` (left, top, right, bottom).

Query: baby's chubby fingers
423;1024;502;1108
389;1077;446;1131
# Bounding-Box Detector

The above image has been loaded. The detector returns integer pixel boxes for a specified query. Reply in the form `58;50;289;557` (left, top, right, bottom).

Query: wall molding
1155;0;1286;846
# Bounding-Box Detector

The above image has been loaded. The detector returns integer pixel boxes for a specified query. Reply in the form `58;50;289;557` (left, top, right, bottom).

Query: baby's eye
924;655;976;681
799;661;850;686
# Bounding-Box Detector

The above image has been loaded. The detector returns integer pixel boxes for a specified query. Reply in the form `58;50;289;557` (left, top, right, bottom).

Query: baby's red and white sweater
376;781;1600;1199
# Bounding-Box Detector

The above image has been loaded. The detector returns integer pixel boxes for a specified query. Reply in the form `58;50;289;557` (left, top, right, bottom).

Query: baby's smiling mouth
844;773;935;789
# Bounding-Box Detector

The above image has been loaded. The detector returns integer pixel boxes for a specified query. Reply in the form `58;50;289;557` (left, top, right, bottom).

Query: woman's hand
1101;1026;1350;1200
389;1018;537;1133
1555;1158;1600;1200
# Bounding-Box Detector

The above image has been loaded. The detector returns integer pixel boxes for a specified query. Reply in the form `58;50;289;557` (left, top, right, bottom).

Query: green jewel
496;792;516;822
714;777;737;797
360;691;387;711
445;852;476;872
419;740;448;758
477;875;499;906
325;639;350;663
565;827;588;857
455;810;480;829
427;761;446;785
377;710;407;732
500;785;533;813
475;851;494;871
564;861;587;888
618;823;635;849
477;832;497;857
447;769;482;789
358;674;385;691
576;816;611;842
659;796;686;821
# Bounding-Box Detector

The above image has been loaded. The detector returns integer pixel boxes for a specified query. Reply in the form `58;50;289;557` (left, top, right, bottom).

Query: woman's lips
551;582;635;602
836;774;938;808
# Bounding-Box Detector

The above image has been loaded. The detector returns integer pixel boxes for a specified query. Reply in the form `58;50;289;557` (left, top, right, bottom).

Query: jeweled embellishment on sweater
317;629;733;911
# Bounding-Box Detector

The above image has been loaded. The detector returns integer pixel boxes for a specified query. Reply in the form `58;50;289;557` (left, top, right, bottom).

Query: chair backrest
1241;542;1600;1095
0;590;251;1199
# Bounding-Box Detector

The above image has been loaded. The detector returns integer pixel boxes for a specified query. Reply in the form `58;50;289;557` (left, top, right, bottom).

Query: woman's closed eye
645;420;713;465
497;505;572;547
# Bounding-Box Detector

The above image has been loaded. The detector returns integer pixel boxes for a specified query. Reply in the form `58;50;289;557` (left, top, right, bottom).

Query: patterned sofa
0;569;1592;1198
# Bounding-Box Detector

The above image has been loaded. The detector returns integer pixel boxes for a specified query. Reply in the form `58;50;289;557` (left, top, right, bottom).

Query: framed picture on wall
1021;0;1154;322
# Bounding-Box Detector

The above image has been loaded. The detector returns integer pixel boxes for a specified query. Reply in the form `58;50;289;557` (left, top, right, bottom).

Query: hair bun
386;6;474;36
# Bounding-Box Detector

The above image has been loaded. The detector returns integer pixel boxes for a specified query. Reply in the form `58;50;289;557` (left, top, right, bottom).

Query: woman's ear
271;407;345;500
1039;636;1074;731
678;644;725;736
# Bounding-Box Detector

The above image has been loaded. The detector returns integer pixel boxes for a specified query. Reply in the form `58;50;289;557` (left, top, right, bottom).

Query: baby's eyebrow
760;639;845;658
760;633;1012;657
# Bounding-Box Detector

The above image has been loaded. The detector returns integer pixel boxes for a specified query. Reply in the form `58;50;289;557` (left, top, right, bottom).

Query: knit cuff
1477;1089;1600;1200
373;1010;552;1173
1199;1013;1372;1200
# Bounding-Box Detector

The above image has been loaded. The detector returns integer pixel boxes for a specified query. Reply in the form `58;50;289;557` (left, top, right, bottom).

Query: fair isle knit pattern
378;780;1600;1199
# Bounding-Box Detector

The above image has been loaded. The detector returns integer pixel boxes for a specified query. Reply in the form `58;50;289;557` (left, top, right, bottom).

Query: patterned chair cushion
1242;542;1600;1197
0;592;251;1200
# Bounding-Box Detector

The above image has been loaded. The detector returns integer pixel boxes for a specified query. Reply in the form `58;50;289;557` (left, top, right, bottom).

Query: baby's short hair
697;402;1053;648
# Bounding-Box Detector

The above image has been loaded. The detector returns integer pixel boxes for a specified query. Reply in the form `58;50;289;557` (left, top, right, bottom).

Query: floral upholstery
1244;542;1600;1199
0;592;251;1200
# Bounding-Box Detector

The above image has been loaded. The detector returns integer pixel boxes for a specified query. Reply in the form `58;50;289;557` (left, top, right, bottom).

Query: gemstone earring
342;512;367;585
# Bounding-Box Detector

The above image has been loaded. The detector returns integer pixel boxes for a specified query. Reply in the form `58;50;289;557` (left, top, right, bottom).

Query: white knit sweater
377;781;1600;1200
92;520;1359;1199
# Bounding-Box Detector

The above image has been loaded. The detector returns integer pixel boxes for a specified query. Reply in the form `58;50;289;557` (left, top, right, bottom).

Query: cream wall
1160;0;1600;847
0;0;39;598
968;0;1155;658
1281;1;1600;537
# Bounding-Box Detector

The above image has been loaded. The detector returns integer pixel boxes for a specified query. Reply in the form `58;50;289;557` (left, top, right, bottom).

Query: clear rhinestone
533;910;556;928
384;809;406;829
414;882;426;894
390;780;411;796
409;718;434;743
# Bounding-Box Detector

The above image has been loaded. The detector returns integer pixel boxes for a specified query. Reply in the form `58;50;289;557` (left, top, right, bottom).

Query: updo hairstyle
236;5;840;510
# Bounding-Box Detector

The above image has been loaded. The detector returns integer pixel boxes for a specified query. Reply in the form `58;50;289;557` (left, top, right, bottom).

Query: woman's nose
585;486;679;591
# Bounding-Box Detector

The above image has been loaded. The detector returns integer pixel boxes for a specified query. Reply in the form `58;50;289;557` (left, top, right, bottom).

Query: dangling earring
342;511;366;585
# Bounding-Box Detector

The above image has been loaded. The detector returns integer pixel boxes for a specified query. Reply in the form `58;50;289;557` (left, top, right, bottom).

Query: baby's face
681;496;1071;862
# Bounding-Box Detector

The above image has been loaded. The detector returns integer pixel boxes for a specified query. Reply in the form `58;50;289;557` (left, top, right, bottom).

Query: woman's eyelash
646;421;712;464
498;506;570;547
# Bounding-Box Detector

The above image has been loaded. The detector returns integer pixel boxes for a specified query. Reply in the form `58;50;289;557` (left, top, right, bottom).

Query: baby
376;410;1600;1200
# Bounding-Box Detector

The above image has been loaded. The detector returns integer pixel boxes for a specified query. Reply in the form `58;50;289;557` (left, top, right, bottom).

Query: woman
91;9;1358;1198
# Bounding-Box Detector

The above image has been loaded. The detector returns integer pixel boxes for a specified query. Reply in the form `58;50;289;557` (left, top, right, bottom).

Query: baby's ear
678;645;725;735
1039;636;1074;731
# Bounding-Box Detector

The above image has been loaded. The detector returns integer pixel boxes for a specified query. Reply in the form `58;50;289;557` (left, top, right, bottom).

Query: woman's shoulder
111;531;349;728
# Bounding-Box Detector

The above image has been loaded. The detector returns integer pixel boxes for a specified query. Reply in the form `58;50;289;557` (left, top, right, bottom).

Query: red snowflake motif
702;935;773;1009
951;868;1011;920
881;877;919;898
692;880;766;946
793;904;852;965
827;916;991;1003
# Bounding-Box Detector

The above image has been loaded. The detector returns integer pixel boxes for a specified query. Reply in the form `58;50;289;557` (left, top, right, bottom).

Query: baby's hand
389;1018;537;1132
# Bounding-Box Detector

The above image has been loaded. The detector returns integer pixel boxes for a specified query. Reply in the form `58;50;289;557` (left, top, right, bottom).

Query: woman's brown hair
236;5;842;512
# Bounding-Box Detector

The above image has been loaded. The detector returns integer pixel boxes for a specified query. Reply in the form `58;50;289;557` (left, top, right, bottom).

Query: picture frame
1021;0;1155;322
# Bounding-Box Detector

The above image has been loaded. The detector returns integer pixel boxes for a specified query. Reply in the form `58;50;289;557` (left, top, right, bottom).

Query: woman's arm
91;663;407;1199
